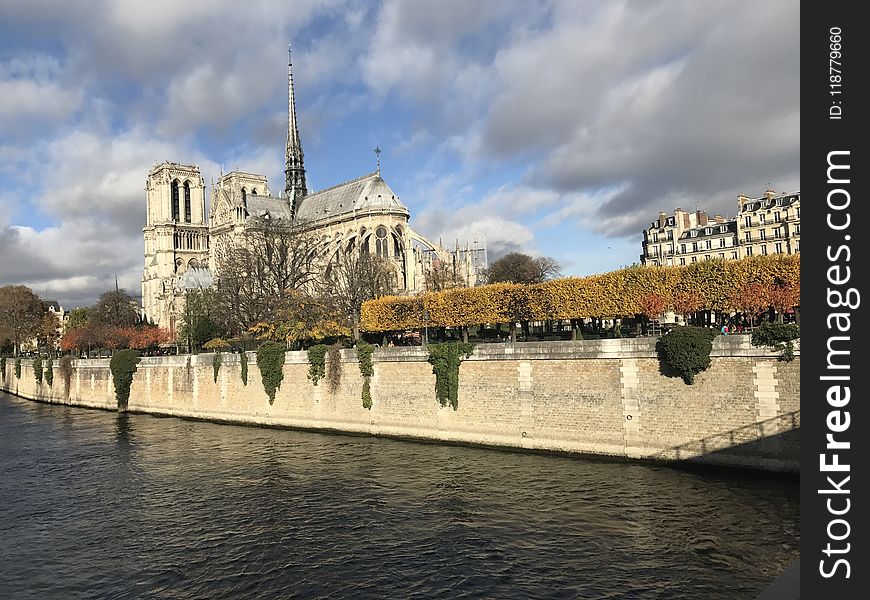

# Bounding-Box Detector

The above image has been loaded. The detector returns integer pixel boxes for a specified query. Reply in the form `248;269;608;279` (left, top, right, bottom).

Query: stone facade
1;337;800;472
641;190;801;265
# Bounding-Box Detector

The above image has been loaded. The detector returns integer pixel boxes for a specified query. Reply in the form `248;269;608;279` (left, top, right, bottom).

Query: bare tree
484;252;562;284
321;250;396;339
213;216;321;334
424;258;466;292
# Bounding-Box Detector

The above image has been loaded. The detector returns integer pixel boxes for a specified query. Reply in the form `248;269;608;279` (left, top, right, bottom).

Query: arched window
375;225;388;258
171;180;180;221
184;181;192;222
241;187;247;204
251;188;258;196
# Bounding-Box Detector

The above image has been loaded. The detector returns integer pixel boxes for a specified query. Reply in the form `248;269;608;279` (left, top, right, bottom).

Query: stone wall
0;336;800;472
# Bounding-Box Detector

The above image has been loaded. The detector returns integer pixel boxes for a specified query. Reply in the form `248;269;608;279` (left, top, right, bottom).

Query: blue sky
0;0;799;307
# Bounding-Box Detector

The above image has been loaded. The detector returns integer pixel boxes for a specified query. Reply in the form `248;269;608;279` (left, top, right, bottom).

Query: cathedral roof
295;171;408;224
179;266;213;290
245;195;294;221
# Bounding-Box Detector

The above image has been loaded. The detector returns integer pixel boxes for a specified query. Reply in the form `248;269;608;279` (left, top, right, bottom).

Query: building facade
142;51;480;331
640;190;800;266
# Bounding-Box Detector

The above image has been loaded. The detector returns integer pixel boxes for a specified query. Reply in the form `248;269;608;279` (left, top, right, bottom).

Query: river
0;392;799;598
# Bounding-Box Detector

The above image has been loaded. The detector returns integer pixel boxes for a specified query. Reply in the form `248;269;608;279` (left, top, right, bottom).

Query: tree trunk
510;322;517;343
352;312;361;341
462;326;468;344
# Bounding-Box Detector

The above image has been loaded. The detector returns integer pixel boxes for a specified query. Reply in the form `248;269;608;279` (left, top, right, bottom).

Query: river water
0;392;798;599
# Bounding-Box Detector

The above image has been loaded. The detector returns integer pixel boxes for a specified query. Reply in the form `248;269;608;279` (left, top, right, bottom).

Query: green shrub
15;358;21;379
361;378;372;410
256;341;286;404
33;356;43;385
356;341;374;409
110;349;141;409
751;322;800;362
45;357;54;387
656;326;717;385
59;356;74;397
307;344;328;386
427;342;475;410
240;350;248;386
326;343;342;393
357;341;374;377
1;356;5;382
212;352;222;383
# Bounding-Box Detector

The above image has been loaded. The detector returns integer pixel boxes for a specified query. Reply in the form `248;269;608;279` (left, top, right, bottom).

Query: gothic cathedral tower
141;162;210;331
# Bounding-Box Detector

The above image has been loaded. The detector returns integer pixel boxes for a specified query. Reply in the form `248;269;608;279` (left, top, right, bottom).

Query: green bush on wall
656;326;717;385
240;350;248;386
45;357;54;387
212;352;222;383
326;343;342;393
356;341;374;409
110;349;141;409
15;358;21;379
307;344;328;386
256;341;286;404
59;356;74;397
427;342;475;410
751;322;800;361
1;357;5;381
33;356;43;385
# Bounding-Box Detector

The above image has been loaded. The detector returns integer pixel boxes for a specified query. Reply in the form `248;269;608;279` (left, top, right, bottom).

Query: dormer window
719;225;727;233
705;228;712;235
690;230;698;237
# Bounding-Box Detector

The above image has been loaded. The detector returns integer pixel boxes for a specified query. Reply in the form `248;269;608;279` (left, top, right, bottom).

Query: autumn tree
485;252;561;285
728;283;769;327
424;258;466;292
65;307;90;332
637;293;668;335
321;250;395;339
0;285;47;356
767;283;800;322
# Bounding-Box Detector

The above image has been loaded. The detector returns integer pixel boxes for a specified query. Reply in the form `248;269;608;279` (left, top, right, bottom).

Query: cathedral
142;50;485;332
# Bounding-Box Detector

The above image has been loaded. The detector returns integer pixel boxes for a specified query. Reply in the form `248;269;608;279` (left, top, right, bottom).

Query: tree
65;308;90;332
728;283;768;327
37;312;61;353
0;285;47;356
484;252;561;285
178;289;224;352
213;216;320;333
322;250;395;339
637;293;668;335
91;288;139;328
424;258;466;292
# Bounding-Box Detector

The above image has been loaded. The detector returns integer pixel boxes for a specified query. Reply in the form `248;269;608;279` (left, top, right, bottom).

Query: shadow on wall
648;411;800;468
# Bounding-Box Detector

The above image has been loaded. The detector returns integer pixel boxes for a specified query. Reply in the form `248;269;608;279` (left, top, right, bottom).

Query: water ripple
0;393;798;599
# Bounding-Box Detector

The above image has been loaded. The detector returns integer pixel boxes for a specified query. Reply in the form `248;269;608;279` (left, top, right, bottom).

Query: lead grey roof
295;171;408;224
246;195;294;221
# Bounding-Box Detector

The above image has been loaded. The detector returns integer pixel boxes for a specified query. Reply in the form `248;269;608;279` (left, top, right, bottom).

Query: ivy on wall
256;341;286;404
15;358;21;379
427;342;474;410
0;357;5;382
212;352;223;383
356;341;374;410
33;356;43;385
326;343;342;394
307;344;328;386
110;349;141;409
240;350;248;386
59;356;74;397
45;357;54;387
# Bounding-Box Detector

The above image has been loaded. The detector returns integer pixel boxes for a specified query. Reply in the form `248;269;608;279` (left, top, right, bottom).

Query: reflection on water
0;393;799;599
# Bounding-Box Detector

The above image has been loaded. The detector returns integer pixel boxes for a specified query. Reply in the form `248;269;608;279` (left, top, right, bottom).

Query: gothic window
171;180;180;221
375;225;388;257
184;181;192;222
252;188;258;195
241;188;247;204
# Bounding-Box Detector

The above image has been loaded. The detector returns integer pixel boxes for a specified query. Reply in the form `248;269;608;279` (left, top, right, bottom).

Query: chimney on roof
658;211;667;227
696;211;708;226
714;215;725;224
737;194;750;209
764;188;776;199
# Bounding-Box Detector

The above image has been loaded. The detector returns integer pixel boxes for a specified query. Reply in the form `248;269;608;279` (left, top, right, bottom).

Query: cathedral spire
285;43;307;217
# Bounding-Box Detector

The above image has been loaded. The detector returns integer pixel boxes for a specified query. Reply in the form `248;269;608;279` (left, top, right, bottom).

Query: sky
0;0;800;308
